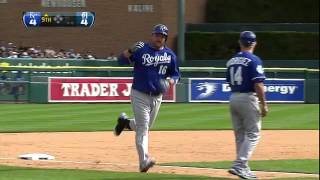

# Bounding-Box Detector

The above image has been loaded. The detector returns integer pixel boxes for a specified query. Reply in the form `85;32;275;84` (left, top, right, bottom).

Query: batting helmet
152;24;169;37
239;31;256;47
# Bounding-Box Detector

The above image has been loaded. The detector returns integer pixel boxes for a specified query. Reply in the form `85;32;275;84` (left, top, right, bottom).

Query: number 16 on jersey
158;65;168;75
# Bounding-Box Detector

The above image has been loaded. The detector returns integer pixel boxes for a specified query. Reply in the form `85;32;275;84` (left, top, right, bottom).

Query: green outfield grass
0;161;318;180
161;159;319;174
0;165;225;180
0;104;318;132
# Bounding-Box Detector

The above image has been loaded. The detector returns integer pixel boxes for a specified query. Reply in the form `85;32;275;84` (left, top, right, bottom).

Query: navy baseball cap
152;24;169;36
239;31;256;47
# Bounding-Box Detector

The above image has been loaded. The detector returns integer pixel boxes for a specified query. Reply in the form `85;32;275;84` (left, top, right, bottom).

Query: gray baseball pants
128;89;162;169
229;92;262;170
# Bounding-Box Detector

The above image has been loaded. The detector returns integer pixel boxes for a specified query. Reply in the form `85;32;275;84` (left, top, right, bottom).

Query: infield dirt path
0;130;319;179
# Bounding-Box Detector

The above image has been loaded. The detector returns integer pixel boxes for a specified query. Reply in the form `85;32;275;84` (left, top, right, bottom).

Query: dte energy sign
189;78;304;103
49;77;176;102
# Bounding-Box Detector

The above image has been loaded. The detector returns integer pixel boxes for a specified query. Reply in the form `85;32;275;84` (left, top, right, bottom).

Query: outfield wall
0;66;318;103
1;76;318;104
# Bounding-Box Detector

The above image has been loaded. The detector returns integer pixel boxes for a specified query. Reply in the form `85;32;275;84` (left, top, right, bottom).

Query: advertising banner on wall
49;77;175;102
189;78;304;103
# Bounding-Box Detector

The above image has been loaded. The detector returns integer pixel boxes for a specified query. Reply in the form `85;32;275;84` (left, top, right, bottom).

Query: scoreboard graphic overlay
22;12;95;27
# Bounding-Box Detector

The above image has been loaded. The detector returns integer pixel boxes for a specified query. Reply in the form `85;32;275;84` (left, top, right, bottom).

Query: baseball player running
114;24;180;173
226;31;268;179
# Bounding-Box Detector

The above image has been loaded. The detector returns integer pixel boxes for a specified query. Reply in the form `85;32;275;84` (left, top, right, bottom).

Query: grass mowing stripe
0;104;131;112
0;107;99;116
1;107;130;121
161;159;319;174
0;104;318;132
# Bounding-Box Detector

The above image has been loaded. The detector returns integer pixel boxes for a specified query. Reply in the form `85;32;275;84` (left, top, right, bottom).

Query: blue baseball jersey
226;51;266;93
119;43;180;94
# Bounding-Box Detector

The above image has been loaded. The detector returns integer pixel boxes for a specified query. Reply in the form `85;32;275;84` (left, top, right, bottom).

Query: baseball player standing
226;31;268;179
114;24;180;173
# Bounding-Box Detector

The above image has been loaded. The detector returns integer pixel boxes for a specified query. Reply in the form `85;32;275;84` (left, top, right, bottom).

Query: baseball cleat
114;112;130;136
140;159;156;173
228;168;257;179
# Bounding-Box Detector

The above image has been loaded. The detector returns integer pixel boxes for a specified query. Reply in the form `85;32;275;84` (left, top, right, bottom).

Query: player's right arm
118;41;144;65
118;49;133;65
118;50;133;65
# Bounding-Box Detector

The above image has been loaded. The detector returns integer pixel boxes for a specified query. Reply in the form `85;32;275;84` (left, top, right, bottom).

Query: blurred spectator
0;46;6;57
0;41;103;59
19;52;32;58
84;51;96;60
27;47;38;58
44;47;56;58
107;52;118;60
7;51;19;58
66;49;75;58
56;49;66;58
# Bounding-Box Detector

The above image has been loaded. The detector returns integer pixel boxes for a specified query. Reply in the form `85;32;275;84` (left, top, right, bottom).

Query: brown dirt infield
0;130;319;179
